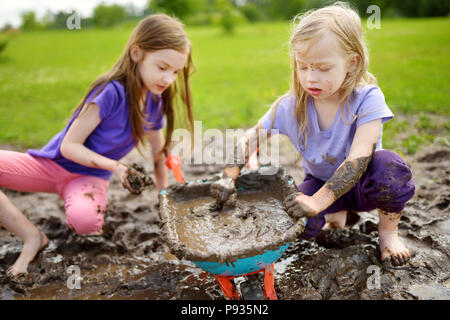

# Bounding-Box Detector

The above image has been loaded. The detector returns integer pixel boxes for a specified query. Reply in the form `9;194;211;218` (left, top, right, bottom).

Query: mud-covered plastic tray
159;167;305;267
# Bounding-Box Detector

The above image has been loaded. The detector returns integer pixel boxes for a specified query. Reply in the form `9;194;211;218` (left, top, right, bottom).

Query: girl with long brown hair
0;14;194;276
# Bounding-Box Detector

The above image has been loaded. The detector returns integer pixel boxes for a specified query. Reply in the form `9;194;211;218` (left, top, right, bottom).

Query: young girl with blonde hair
0;14;194;275
212;2;414;267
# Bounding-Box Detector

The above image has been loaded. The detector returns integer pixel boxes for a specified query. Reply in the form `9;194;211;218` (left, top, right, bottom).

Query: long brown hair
73;14;194;155
271;2;376;148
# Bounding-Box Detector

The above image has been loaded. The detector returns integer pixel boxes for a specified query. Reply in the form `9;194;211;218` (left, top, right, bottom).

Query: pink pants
0;150;109;234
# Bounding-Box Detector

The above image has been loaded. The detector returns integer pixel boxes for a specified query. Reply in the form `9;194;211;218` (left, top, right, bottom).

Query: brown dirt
125;163;154;195
159;168;302;264
0;135;449;300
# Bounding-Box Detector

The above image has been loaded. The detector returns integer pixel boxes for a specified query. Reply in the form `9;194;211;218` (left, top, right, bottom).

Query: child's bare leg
377;209;410;266
0;191;48;276
324;210;347;230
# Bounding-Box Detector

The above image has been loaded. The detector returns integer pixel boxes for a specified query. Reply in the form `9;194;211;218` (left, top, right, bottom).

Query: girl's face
133;47;188;96
294;32;357;104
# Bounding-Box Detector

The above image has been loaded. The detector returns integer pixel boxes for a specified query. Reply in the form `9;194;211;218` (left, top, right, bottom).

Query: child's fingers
130;165;154;188
120;168;145;194
287;205;300;217
210;182;220;194
210;184;221;199
121;179;134;193
210;178;236;203
129;164;154;185
144;175;155;187
218;188;233;203
127;173;145;194
119;163;153;192
283;194;297;209
225;192;237;207
296;220;306;233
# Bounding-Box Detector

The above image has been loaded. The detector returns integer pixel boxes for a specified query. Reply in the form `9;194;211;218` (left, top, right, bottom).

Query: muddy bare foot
378;229;410;266
7;231;49;276
323;210;347;230
377;209;410;266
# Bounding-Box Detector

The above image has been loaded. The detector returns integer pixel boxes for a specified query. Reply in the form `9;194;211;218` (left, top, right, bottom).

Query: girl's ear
130;44;143;63
347;54;360;73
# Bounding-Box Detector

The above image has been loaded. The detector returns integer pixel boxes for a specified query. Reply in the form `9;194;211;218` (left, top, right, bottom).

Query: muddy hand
296;216;308;236
283;192;317;219
123;163;154;195
130;164;154;187
210;175;237;209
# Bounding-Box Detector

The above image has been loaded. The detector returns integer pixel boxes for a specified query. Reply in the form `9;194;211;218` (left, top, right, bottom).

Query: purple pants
299;150;415;239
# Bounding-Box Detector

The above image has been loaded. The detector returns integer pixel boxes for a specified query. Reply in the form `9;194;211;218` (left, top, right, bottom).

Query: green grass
366;18;450;115
0;17;449;152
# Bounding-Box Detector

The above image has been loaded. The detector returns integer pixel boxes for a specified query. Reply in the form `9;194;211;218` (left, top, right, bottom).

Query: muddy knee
65;203;105;235
365;150;415;212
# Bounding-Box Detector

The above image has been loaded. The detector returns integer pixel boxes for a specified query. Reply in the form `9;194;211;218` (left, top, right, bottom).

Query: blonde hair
271;1;376;148
73;14;194;155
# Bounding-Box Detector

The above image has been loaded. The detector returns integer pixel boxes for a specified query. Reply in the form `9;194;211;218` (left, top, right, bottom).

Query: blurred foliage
215;0;246;33
1;18;449;152
0;36;9;57
11;0;449;33
20;11;43;31
387;0;450;17
149;0;202;20
93;4;128;28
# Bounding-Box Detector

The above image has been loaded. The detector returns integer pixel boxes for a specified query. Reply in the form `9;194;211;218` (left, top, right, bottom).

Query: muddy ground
0;135;449;300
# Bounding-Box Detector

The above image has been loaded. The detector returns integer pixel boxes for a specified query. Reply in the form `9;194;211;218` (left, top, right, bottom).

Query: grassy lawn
0;17;449;153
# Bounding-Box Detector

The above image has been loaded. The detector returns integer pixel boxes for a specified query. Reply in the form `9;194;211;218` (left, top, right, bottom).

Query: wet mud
0;136;449;300
125;163;154;195
159;168;301;263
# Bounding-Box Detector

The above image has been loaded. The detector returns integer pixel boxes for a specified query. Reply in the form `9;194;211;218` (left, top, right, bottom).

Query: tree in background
0;36;10;58
149;0;245;33
388;0;450;17
238;0;449;21
20;11;42;31
148;0;203;21
93;3;128;28
239;0;307;21
268;0;306;19
239;1;264;22
12;0;450;33
215;0;245;33
46;11;73;29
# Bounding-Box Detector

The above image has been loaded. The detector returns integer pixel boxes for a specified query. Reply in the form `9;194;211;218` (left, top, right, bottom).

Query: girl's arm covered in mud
210;122;268;207
223;122;269;180
285;119;382;218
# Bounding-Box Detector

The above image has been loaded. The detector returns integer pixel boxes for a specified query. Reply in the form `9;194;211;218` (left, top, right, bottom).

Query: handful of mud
125;163;154;195
159;167;306;264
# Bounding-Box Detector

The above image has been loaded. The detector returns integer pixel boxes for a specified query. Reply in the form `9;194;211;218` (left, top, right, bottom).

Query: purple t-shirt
260;85;394;181
28;81;165;180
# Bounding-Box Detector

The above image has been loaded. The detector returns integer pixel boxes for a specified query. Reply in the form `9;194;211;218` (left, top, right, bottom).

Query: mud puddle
167;192;293;257
1;136;449;300
159;168;300;263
